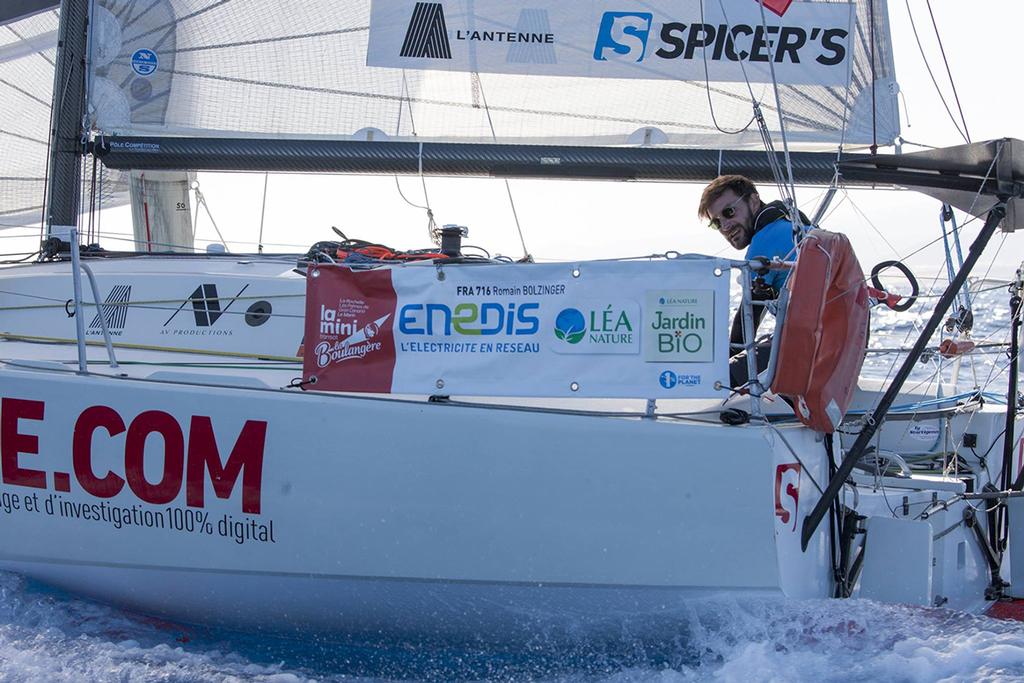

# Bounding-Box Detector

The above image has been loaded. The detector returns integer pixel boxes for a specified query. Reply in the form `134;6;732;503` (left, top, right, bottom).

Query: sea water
0;280;1021;682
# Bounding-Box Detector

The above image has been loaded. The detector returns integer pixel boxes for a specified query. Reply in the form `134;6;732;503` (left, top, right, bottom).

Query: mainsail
86;0;898;153
0;1;133;231
0;4;59;228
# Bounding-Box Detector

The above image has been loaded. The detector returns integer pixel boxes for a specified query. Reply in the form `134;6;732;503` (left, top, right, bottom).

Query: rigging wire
97;156;104;245
96;229;311;252
192;183;229;250
903;0;969;143
924;0;970;143
474;73;531;261
755;0;799;217
851;221;1015;471
835;139;1003;303
818;0;861;220
712;0;794;218
896;136;937;149
86;153;98;245
257;173;269;254
831;151;1003;432
191;178;201;243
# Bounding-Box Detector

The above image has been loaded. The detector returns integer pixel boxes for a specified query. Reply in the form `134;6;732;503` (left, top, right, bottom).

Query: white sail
128;170;194;252
0;3;131;231
0;8;58;228
87;0;899;150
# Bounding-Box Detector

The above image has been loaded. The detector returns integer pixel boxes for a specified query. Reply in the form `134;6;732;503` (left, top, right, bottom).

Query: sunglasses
709;193;749;231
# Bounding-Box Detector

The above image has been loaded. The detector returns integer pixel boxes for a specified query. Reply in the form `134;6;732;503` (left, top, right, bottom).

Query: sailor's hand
751;278;778;301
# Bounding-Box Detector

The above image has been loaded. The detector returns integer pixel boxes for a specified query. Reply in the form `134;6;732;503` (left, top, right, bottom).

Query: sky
45;1;1024;281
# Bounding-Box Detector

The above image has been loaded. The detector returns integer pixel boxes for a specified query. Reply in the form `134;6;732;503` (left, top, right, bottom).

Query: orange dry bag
770;229;870;433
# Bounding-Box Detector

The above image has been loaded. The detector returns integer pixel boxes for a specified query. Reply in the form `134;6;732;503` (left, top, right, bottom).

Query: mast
43;0;88;244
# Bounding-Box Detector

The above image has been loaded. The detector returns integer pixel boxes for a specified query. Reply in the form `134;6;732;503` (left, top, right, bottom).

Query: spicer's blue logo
130;49;158;76
554;308;586;344
593;12;653;62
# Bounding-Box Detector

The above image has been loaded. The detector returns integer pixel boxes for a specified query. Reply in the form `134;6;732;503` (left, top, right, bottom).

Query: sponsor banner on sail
303;260;730;397
367;0;854;86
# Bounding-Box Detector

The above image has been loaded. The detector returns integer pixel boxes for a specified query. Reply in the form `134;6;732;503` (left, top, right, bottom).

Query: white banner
304;259;731;398
367;0;854;86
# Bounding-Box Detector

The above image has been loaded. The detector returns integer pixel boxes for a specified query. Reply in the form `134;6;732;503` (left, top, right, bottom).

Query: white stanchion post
67;227;88;374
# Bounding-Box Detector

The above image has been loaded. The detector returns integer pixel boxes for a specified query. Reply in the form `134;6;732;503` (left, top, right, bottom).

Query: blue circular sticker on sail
130;48;158;76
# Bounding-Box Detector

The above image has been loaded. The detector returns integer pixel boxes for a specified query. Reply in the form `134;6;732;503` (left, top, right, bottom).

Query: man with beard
698;175;809;388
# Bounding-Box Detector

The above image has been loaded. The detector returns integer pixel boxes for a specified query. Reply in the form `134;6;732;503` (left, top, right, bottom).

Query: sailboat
0;0;1020;641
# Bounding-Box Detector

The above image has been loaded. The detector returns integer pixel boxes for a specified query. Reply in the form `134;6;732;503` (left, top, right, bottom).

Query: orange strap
335;246;449;261
866;286;903;310
939;339;975;358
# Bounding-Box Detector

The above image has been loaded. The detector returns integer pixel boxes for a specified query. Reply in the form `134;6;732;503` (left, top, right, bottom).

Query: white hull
0;257;1012;636
0;361;836;637
8;562;783;641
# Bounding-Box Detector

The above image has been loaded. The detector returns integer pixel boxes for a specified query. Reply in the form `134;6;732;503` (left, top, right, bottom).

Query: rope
864;342;1008;356
755;0;798;216
474;73;531;261
698;0;758;136
0;289;303;317
766;423;824;495
397;70;438;244
393;74;439;245
832;0;858;167
857;252;1017;466
0;332;301;362
710;0;792;209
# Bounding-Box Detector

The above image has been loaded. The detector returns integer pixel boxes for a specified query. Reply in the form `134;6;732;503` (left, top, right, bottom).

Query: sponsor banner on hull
368;0;854;86
303;259;729;397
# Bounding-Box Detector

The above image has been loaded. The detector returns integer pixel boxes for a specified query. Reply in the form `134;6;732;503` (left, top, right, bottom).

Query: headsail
86;0;898;152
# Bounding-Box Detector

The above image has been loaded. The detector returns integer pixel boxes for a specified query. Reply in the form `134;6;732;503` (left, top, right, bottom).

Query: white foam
8;569;1024;683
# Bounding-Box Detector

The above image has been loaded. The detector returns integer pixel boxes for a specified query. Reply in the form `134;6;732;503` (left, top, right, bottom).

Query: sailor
697;175;809;388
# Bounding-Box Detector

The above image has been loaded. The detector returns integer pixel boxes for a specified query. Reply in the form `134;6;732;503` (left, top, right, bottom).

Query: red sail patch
302;266;398;392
